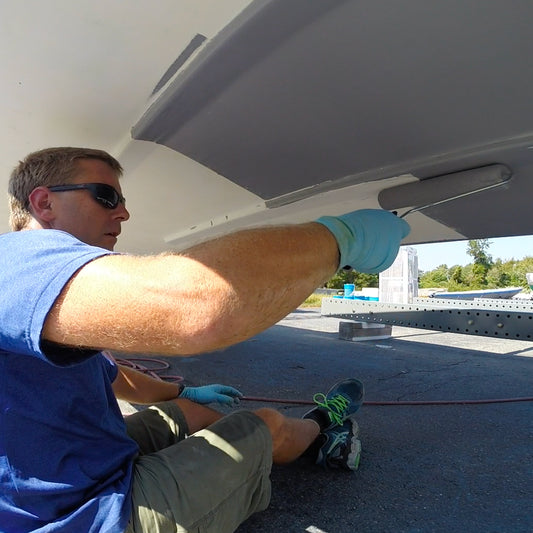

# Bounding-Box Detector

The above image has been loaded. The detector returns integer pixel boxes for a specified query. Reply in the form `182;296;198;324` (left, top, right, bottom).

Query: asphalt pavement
120;308;533;533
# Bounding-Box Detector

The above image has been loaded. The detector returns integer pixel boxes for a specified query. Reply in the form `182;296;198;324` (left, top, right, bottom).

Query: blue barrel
343;283;355;299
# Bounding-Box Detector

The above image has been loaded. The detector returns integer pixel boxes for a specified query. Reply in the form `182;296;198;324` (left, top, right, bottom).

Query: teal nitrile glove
316;209;411;273
180;384;243;406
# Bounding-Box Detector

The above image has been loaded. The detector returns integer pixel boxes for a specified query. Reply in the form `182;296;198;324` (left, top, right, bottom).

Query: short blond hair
8;147;123;231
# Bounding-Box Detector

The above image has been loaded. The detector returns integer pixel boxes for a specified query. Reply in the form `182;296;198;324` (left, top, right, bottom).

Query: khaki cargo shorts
124;402;272;533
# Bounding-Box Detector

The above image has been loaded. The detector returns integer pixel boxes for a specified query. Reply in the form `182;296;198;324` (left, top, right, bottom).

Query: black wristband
175;382;185;398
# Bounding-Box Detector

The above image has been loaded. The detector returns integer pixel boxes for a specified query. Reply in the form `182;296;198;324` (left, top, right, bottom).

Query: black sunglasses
48;183;126;209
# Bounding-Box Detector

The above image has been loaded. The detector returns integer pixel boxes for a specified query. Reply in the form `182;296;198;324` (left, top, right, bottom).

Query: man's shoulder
0;229;112;256
0;228;80;245
0;230;113;275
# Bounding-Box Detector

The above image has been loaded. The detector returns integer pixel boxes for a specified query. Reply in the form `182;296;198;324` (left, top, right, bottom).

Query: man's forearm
112;364;182;404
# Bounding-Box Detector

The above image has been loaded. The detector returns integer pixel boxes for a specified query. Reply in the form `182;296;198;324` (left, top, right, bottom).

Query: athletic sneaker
304;378;364;431
316;417;361;471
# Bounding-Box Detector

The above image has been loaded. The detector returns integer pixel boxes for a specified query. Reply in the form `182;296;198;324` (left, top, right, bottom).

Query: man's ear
27;187;56;223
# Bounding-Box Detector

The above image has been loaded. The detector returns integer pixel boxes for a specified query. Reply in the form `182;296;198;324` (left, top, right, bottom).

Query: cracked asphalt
120;308;533;533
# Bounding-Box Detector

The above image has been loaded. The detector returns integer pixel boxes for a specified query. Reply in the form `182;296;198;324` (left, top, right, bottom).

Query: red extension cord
115;357;533;407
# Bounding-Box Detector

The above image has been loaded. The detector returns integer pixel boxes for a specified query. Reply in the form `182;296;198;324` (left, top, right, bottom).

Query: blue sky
410;235;533;272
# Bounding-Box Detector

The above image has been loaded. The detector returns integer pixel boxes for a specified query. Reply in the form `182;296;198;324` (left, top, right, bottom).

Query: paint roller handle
316;209;410;273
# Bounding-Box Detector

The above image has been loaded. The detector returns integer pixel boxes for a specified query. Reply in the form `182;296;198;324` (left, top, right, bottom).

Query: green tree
325;269;354;289
500;256;533;288
470;263;488;289
447;265;465;291
449;265;464;284
417;251;533;292
325;269;378;290
486;259;511;288
466;239;493;288
467;239;493;267
419;264;449;288
354;272;379;289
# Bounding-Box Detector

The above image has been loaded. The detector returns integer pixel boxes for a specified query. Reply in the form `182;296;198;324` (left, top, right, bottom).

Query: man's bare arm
42;223;339;355
112;363;182;404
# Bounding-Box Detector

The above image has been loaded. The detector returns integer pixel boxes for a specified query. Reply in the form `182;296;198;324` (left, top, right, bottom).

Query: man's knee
252;408;319;464
254;408;285;437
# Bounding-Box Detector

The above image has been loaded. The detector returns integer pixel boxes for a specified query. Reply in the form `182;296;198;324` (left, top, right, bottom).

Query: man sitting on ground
0;147;409;532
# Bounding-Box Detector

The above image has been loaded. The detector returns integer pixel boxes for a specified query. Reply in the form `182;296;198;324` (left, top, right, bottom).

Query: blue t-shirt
0;230;139;532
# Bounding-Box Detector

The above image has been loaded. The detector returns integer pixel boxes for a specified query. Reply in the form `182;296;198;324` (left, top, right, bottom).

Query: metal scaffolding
321;297;533;341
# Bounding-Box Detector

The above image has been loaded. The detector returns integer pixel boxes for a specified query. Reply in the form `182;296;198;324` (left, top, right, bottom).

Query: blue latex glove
316;209;410;273
180;384;243;406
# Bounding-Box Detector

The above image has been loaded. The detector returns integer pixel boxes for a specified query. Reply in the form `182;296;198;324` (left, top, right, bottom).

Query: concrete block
338;320;392;341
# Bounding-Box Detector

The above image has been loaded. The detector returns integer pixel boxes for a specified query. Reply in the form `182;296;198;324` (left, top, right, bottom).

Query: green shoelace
312;392;350;426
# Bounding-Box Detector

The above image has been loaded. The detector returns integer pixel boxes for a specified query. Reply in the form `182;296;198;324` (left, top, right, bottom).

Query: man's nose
114;202;130;221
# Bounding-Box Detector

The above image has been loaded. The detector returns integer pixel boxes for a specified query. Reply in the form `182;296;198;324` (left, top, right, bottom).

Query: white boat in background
526;273;533;290
428;287;523;300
